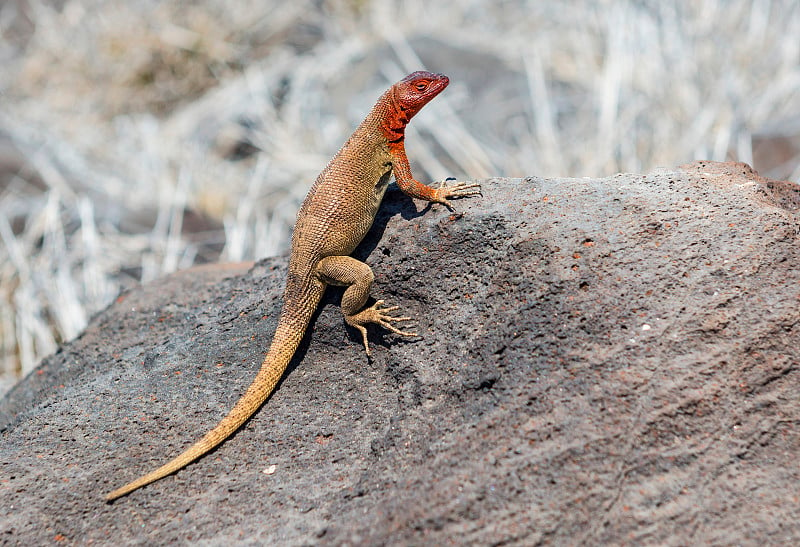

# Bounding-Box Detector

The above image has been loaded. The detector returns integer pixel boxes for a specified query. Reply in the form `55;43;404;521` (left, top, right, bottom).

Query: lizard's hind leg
316;255;416;356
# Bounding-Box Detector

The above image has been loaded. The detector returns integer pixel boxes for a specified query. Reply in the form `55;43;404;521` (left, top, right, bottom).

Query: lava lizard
105;71;480;501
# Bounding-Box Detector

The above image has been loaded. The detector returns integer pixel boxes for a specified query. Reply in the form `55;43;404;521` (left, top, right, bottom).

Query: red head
391;71;450;123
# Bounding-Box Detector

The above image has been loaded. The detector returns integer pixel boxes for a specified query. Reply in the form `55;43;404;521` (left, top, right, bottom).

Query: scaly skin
105;71;480;501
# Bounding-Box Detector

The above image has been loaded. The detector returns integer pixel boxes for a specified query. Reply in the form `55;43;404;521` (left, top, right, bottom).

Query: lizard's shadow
354;183;430;259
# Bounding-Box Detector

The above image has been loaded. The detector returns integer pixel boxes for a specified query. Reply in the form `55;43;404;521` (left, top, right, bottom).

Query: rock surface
2;161;799;545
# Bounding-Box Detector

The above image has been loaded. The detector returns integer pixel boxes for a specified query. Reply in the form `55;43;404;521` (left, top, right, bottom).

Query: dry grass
1;0;799;394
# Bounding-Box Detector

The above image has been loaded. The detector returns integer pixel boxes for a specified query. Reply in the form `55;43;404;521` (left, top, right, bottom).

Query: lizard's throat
380;89;412;142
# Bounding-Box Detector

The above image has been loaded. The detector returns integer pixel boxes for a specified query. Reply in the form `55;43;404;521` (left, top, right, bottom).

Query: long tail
105;304;313;502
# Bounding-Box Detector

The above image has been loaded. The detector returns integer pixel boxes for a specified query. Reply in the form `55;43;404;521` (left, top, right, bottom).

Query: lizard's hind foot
346;300;417;356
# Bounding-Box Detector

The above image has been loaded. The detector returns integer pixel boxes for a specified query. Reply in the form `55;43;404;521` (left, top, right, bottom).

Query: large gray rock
2;162;799;545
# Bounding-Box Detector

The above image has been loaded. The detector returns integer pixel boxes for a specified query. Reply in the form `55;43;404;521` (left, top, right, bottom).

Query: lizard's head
393;71;449;121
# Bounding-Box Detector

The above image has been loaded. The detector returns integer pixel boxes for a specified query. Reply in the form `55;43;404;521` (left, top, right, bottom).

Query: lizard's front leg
389;143;481;210
316;255;416;356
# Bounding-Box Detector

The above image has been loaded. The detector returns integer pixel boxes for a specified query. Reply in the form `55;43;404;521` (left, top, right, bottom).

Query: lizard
105;71;480;501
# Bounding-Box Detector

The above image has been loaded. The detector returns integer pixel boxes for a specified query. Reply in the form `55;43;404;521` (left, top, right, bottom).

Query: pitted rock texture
1;161;799;545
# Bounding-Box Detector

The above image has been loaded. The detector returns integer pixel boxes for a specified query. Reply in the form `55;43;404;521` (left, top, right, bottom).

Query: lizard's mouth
420;75;448;105
431;73;450;92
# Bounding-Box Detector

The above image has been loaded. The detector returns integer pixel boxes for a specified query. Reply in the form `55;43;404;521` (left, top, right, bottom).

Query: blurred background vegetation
1;0;799;394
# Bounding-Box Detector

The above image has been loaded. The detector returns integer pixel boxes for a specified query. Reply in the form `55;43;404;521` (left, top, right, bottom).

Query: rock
1;161;799;545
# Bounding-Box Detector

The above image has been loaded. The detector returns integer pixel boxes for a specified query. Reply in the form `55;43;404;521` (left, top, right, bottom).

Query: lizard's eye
415;82;428;91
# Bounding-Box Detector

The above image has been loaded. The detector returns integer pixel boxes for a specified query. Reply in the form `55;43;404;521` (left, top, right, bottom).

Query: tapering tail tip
105;465;176;502
105;481;143;503
105;488;127;503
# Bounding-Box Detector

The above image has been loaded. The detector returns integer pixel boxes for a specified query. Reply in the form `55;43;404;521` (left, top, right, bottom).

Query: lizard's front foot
433;177;482;211
346;300;417;356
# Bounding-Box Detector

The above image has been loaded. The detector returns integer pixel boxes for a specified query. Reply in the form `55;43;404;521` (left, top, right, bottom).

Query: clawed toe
443;178;482;196
377;316;416;337
347;300;419;355
434;179;482;210
369;301;417;337
449;184;482;197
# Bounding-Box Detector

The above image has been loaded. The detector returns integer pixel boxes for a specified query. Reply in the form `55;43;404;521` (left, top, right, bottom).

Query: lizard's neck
378;87;410;143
